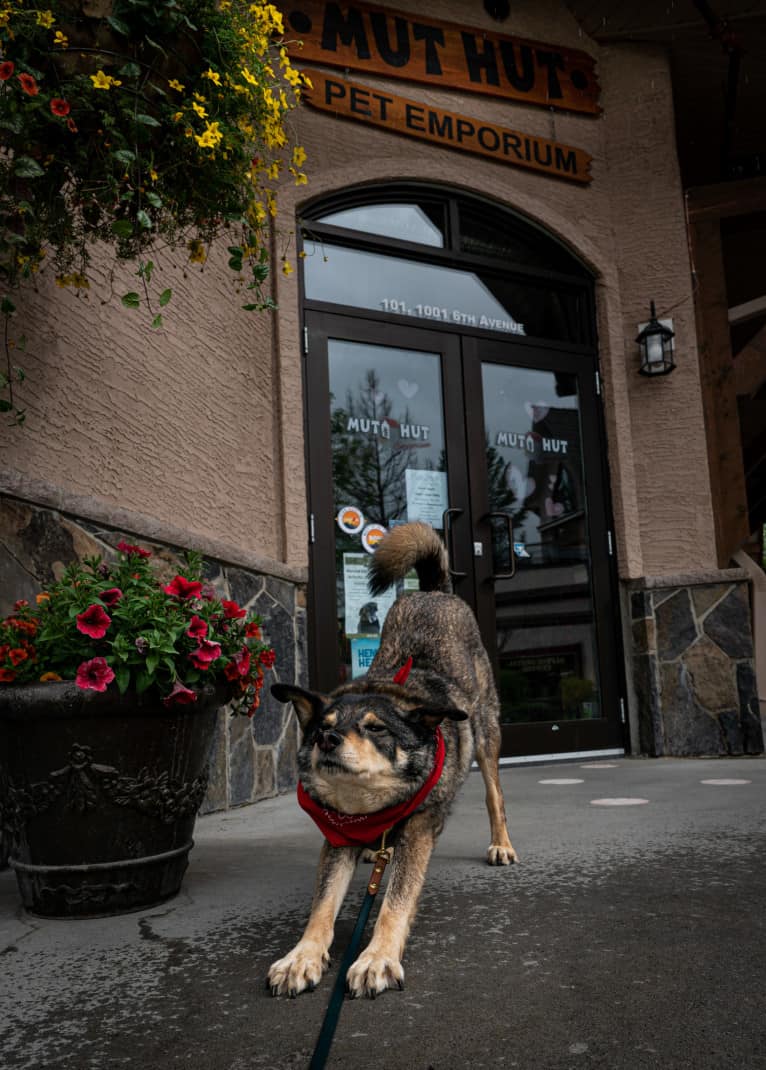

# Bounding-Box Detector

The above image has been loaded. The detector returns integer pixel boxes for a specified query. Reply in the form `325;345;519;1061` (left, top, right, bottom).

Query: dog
269;521;517;999
356;600;380;634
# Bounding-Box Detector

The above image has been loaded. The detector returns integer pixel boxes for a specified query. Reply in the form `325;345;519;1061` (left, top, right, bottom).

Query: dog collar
297;726;445;848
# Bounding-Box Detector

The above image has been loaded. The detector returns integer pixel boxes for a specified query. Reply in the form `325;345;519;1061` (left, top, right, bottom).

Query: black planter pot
0;681;224;918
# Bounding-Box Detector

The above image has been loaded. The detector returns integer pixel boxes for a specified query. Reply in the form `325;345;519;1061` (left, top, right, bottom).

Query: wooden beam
686;176;766;222
689;217;751;564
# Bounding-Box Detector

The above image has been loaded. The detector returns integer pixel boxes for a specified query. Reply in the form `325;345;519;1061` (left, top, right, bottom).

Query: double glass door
305;311;624;757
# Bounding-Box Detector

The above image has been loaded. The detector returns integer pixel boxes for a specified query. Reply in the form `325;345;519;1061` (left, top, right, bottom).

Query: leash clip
366;829;393;896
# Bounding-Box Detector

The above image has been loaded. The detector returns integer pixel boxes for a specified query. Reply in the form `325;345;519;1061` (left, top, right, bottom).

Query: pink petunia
100;587;123;607
76;603;112;639
224;646;251;680
75;656;115;692
163;679;198;706
221;599;246;620
186;614;208;640
164;575;203;600
188;638;221;670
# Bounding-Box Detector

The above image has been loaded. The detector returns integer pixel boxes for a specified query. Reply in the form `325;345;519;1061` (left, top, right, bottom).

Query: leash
308;832;393;1070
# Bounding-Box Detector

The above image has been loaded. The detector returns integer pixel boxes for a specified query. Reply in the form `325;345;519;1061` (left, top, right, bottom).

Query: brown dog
269;522;516;998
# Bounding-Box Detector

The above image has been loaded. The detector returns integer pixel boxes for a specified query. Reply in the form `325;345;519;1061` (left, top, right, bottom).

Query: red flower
116;540;151;558
221;599;246;620
75;603;112;639
188;638;221;670
50;98;70;116
0;668;17;683
8;648;28;666
75;656;115;692
66;117;78;133
13;599;29;610
163;679;197;706
0;61;14;81
100;587;123;607
224;646;251;681
259;648;276;669
186;614;208;640
164;575;203;600
245;621;262;639
18;72;38;96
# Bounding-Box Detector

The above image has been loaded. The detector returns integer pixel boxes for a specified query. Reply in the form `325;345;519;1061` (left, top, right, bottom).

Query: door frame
303;308;627;756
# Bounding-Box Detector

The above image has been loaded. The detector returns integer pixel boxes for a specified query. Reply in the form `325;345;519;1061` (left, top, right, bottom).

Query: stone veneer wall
628;572;763;756
0;497;306;811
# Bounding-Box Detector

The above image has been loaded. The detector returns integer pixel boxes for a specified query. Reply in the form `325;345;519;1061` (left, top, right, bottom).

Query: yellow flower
53;29;68;47
35;9;54;27
194;120;223;149
293;172;307;186
191;100;207;118
172;111;183;122
241;66;258;86
90;70;121;90
202;68;221;86
267;162;280;180
281;259;292;276
149;168;158;181
168;78;185;92
292;145;307;168
301;73;313;90
188;239;207;264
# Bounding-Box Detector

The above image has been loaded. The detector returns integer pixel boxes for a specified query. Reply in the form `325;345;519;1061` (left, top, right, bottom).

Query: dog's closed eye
364;721;387;733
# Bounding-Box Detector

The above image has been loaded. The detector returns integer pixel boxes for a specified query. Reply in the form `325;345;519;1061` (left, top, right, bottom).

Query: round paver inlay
590;797;649;806
538;778;585;785
700;778;751;786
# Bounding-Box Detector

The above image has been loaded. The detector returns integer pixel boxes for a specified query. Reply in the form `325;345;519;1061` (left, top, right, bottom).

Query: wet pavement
1;755;765;1070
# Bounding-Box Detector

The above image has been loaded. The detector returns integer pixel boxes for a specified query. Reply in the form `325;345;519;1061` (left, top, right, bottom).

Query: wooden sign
304;71;593;184
281;0;600;115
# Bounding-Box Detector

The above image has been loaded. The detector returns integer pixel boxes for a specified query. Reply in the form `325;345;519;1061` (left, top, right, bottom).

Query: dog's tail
368;521;450;595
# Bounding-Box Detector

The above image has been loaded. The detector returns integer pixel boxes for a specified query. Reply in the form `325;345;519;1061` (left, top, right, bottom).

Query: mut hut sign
282;1;600;115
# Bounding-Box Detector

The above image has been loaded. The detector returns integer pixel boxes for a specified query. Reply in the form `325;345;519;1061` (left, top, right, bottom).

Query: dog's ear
271;683;329;730
407;705;469;731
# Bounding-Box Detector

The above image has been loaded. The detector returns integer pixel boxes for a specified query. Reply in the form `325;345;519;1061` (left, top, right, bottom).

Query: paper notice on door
343;553;396;637
405;469;448;529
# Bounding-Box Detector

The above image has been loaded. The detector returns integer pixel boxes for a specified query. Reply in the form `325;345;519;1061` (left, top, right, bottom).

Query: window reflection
317;202;445;247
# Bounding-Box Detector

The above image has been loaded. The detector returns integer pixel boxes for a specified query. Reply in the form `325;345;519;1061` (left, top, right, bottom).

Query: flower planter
0;681;224;918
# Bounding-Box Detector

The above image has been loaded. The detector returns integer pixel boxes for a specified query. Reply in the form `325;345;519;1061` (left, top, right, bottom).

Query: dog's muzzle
316;728;343;752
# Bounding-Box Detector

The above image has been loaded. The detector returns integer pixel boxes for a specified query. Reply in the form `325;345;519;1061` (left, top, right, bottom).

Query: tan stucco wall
0;0;718;582
273;0;718;579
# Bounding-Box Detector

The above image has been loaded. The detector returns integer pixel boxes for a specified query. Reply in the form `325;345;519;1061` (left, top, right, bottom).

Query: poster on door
405;468;448;528
343;553;396;637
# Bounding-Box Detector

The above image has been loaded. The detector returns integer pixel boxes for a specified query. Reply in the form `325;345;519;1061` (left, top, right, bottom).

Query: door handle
441;508;467;580
484;511;516;579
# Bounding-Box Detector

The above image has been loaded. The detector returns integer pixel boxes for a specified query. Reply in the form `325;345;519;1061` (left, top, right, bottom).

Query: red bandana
298;727;444;847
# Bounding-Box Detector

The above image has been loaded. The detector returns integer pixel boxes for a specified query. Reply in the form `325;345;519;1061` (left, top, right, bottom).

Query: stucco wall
0;233;305;575
273;0;717;580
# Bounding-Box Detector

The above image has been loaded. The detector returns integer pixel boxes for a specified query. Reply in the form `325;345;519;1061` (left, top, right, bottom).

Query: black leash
308;836;392;1070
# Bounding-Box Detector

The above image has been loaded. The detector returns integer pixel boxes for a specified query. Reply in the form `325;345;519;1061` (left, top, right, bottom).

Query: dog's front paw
267;941;329;997
346;950;404;998
487;843;518;866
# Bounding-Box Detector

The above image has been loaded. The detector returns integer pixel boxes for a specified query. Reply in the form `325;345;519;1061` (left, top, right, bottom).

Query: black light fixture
636;301;676;377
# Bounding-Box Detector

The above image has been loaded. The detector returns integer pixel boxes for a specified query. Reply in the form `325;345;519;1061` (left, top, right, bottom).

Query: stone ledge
0;473;308;586
624;569;748;590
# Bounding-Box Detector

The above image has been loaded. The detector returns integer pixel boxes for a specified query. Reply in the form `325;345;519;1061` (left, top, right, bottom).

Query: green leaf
14;367;25;382
135;669;151;694
115;665;131;694
14;156;45;178
113;149;136;166
136;113;161;127
146;652;159;675
145;192;162;208
119;61;141;78
106;15;130;35
151;314;163;329
241;303;262;312
1;297;16;315
159;288;172;307
136;209;152;230
121;292;140;309
144;35;168;56
228;255;243;271
111;219;133;238
0;399;11;413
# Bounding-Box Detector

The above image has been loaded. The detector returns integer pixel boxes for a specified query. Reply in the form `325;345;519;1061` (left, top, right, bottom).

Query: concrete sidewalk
1;756;765;1070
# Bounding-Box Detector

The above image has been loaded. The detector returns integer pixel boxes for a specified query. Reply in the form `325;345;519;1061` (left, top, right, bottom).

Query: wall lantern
636;301;676;376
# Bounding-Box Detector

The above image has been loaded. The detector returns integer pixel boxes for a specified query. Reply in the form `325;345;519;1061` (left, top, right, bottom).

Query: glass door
305;313;471;688
463;338;623;755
